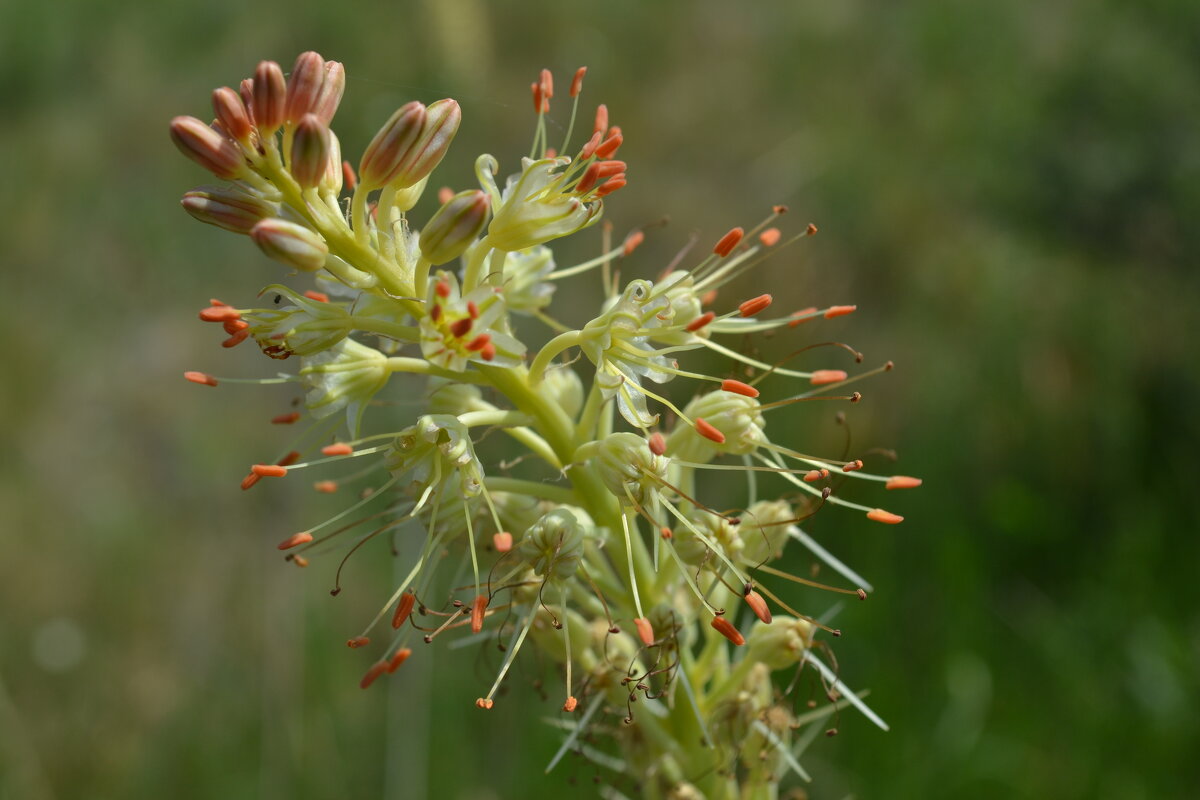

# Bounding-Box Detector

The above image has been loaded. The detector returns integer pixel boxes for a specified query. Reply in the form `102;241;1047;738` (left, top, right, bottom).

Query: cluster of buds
173;53;917;799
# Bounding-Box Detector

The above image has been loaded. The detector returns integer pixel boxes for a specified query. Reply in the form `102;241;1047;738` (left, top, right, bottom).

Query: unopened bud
250;219;329;271
283;51;326;125
312;61;345;124
169;116;244;179
181;185;278;233
251;61;287;133
358;101;426;188
290;114;331;189
212;87;252;142
419;190;490;264
393;98;461;189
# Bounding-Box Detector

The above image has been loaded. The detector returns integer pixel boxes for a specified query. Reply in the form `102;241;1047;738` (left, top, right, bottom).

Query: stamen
694;418;725;444
713;227;744;257
470;594;489;634
184;371;219;387
321;443;354;456
392;591;417;628
314;480;338;493
563;696;578;712
622;231;644;256
292;556;309;568
885;475;922;490
594;133;622;159
634;617;655;646
347;636;370;648
866;508;904;524
842;460;863;472
435;279;451;298
788;307;819;327
738;294;773;317
492;531;513;552
593;104;608;136
570;67;587;97
476;698;494;710
686;312;715;333
710;615;745;646
199;306;241;322
595;176;625;197
824;305;856;319
540;68;554;99
720;379;759;398
803;469;829;483
342;161;358;191
272;412;301;424
759;228;781;247
277;532;313;550
240;473;260;490
386;648;412;673
647;432;666;456
810;370;848;385
579;130;602;160
465;333;491;352
360;661;388;689
252;464;288;477
438;186;454;204
277;451;302;467
744;588;772;624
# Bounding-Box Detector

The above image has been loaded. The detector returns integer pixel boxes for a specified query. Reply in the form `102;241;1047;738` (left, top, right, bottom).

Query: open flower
483;156;604;252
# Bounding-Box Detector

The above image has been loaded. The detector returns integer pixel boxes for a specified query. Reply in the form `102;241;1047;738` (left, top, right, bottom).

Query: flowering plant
172;53;918;799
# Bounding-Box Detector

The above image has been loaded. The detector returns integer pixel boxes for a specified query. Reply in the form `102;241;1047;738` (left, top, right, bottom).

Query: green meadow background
3;0;1198;797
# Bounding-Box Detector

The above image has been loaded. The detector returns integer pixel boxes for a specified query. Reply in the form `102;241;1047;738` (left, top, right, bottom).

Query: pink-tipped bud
392;592;416;629
744;589;772;624
809;369;848;385
570;66;587;97
721;379;759;398
713;227;744;257
312;61;345;124
759;227;782;246
250;219;329;272
694;418;726;444
648;432;666;456
593;104;608;136
283;51;326;125
251;61;287;133
470;594;489;634
867;508;904;524
290;114;331;189
181;186;276;234
634;617;655;646
710;616;745;646
169;116;244;179
493;531;513;552
420;190;490;265
738;294;773;317
886;475;923;490
212;87;253;142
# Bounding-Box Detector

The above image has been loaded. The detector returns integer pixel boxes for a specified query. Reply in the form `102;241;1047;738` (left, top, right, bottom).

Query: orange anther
773;205;789;215
347;636;371;649
437;186;454;204
434;280;451;298
210;298;229;307
480;342;496;361
594;133;622;159
277;451;302;467
386;648;412;673
721;379;759;398
595;176;625;197
713;227;744;257
475;698;494;710
695;417;725;444
738;294;773;317
530;81;544;113
758;227;781;247
467;301;479;318
867;508;904;524
278;531;313;550
700;289;718;306
292;556;309;568
803;469;824;483
465;333;491;352
240;472;260;490
470;594;489;634
544;147;557;158
321;443;354;456
886;475;923;490
660;526;673;540
648;432;666;455
824;305;857;319
252;464;288;477
429;304;442;322
710;615;745;646
809;369;848;385
313;480;338;493
539;68;554;98
304;290;330;303
493;531;513;552
579;130;603;160
842;459;863;472
744;589;772;624
622;230;645;256
593;104;608;136
806;223;819;235
634;617;655;646
449;317;473;338
223;319;249;334
342;160;358;191
199;306;241;322
184;371;219;387
563;696;579;712
392;592;416;629
685;311;715;333
221;330;250;348
360;661;387;690
570;67;587;97
788;307;818;327
272;412;301;425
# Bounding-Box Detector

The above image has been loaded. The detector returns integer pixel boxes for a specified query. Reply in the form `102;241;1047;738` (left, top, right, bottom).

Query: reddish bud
721;379;759;398
634;617;655;646
713;227;744;257
181;187;276;234
359;101;426;188
886;475;923;490
694;418;726;444
809;369;848;385
738;294;773;317
184;371;218;387
867;508;904;524
251;60;287;133
278;532;313;550
493;531;513;552
470;594;489;634
710;615;745;646
170;116;244;179
392;592;417;629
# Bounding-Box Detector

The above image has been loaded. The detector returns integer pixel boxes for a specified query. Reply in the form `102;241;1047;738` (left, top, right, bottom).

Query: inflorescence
172;53;918;798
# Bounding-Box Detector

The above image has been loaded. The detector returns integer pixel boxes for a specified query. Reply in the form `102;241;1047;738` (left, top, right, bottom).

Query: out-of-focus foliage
1;0;1196;798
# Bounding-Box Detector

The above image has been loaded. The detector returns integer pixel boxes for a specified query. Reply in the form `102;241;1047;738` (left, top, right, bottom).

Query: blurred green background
3;0;1198;797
